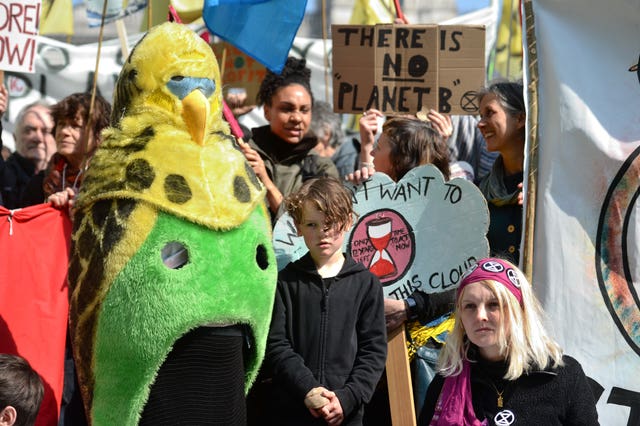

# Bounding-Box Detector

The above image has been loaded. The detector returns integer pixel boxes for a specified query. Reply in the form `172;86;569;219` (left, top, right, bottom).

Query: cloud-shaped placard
273;165;489;298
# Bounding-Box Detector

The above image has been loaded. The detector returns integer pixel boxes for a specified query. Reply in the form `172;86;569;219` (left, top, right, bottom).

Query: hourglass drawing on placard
366;217;397;278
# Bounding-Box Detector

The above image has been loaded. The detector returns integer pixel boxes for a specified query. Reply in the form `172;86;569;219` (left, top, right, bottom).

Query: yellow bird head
79;22;265;230
112;21;226;143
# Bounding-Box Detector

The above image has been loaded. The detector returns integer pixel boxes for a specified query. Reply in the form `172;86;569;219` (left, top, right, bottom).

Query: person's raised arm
345;109;384;185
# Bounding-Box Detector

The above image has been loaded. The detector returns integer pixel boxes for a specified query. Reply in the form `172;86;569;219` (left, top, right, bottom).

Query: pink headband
457;258;523;306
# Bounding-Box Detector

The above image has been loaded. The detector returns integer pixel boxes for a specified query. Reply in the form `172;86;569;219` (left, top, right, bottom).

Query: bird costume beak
182;89;209;146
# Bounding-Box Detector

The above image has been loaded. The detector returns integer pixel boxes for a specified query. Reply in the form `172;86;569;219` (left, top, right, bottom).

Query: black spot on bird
164;174;192;204
244;162;261;191
233;175;251;203
127;126;155;151
125;158;155;191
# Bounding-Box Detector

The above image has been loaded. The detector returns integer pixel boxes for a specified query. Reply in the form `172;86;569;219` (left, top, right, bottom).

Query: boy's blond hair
285;177;355;232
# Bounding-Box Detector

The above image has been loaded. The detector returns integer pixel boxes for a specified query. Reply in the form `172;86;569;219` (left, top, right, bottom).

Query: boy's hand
319;390;344;425
304;386;330;410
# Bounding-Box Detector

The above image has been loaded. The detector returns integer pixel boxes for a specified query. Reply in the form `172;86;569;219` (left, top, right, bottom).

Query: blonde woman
419;258;599;425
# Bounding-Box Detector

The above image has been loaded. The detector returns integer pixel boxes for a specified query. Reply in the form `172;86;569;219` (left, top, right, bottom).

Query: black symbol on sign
334;73;342;80
460;91;479;113
453;79;461;86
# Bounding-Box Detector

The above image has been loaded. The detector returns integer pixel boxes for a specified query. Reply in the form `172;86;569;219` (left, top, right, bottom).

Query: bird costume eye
161;241;189;269
256;244;269;271
171;75;185;81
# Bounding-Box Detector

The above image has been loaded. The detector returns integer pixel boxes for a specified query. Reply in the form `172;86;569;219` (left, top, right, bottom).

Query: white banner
0;0;41;73
526;0;640;423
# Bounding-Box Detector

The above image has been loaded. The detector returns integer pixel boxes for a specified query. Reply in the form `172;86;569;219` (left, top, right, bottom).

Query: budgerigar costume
68;22;277;424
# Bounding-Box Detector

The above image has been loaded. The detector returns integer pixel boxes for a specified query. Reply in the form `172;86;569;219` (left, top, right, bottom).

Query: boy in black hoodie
265;177;387;426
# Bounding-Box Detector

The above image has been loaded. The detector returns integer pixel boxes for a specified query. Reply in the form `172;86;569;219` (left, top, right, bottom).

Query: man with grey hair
0;101;55;209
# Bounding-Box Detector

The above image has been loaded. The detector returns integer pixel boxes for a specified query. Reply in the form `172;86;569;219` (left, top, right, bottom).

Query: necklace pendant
497;395;503;408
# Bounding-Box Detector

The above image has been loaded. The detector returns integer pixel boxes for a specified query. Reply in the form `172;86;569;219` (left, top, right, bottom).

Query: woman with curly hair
239;57;339;221
21;92;111;208
419;258;599;425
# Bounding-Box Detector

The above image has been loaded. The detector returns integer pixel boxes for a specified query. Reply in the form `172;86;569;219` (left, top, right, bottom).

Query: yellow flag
492;0;523;78
40;0;74;36
349;0;395;25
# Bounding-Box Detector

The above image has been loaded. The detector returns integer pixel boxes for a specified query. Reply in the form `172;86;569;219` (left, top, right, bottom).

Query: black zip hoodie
265;253;387;425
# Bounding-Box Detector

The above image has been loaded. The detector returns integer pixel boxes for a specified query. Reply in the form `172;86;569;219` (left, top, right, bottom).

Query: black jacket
265;253;387;425
419;354;599;426
0;152;36;209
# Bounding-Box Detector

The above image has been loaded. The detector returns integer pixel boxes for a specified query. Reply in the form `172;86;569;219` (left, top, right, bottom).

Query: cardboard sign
211;41;267;104
273;165;490;298
332;24;485;115
0;0;40;73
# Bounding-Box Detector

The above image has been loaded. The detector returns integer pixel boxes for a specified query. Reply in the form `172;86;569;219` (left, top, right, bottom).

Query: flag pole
79;0;108;176
392;0;406;22
521;0;539;282
220;48;227;80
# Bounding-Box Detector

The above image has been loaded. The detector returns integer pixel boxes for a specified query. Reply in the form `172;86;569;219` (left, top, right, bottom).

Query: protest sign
273;165;489;299
0;0;40;73
332;24;485;115
211;41;267;104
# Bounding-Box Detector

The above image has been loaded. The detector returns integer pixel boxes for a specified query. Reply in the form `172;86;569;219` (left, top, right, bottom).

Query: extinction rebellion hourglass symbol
366;217;397;278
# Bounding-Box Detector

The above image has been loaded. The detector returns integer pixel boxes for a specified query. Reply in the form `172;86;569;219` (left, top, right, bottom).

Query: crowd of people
0;49;600;425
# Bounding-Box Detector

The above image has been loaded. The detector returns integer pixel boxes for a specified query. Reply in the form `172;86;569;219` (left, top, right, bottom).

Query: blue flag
203;0;308;73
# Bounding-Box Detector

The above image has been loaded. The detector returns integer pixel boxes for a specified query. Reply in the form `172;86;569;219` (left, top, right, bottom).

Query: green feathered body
91;207;275;424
